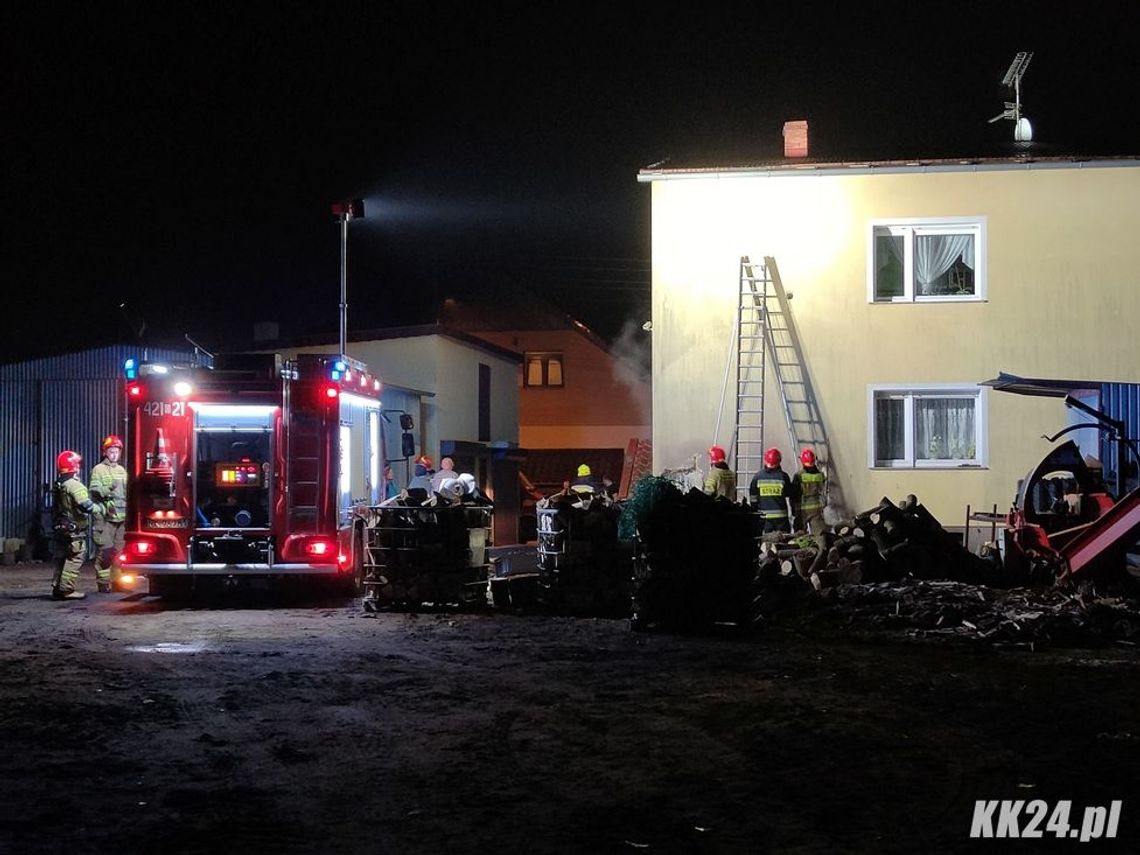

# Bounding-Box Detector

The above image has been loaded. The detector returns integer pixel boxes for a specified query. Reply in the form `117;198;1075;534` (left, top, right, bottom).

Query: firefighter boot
97;581;112;593
52;588;87;601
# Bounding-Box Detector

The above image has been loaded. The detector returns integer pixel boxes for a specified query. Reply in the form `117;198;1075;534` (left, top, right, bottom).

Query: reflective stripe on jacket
795;468;826;511
55;475;97;532
89;461;128;521
749;468;790;519
704;465;736;499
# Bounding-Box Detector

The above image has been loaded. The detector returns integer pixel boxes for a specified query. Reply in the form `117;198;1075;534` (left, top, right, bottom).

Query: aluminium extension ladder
734;255;836;506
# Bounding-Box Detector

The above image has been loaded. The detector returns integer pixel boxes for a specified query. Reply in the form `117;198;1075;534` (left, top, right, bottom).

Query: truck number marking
143;401;186;417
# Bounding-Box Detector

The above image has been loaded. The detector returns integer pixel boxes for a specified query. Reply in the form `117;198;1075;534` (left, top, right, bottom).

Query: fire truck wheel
490;578;511;609
150;577;193;600
347;532;366;598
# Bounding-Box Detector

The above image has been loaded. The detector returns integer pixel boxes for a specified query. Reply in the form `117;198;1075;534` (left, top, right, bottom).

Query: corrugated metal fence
0;346;191;547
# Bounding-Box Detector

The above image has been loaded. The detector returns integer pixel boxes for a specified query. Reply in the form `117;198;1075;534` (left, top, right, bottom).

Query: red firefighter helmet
708;445;726;464
102;434;124;451
800;448;816;467
763;447;782;468
56;450;82;474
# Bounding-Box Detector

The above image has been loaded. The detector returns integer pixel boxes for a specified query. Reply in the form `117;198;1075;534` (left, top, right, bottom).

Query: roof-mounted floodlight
330;199;365;221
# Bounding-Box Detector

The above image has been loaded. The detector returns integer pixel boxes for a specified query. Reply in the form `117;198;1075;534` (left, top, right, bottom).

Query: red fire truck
116;352;385;596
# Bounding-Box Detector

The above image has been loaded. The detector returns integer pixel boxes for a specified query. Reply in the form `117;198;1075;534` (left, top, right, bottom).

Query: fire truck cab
118;352;385;596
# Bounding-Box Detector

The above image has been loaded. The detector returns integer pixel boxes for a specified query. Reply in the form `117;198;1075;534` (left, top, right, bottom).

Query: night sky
6;3;1140;364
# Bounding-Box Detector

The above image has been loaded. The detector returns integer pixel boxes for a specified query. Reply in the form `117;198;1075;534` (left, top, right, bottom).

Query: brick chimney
783;120;809;158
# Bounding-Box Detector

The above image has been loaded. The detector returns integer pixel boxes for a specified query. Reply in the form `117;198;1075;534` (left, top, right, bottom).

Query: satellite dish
988;51;1034;141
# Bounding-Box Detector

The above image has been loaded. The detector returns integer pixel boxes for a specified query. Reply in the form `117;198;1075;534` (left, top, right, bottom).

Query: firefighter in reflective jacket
791;448;827;534
570;463;602;495
89;434;128;592
703;445;736;499
51;450;109;601
748;447;792;533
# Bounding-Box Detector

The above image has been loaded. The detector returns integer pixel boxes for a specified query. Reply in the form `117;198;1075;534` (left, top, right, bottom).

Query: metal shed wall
1101;383;1140;495
0;346;192;546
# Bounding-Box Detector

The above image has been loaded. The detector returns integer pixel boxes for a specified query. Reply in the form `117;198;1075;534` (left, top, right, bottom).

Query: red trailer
116;352;384;596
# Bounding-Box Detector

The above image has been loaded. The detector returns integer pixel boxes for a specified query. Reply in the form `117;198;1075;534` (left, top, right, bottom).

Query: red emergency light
127;382;143;398
323;384;340;400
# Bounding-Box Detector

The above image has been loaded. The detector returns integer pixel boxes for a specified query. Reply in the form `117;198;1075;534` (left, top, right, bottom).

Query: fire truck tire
150;577;193;600
490;578;511;609
346;532;366;598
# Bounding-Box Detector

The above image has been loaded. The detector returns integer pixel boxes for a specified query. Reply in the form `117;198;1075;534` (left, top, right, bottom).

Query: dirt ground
2;561;1138;854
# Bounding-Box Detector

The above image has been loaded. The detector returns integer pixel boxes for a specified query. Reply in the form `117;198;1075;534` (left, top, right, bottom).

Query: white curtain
915;234;973;295
916;398;975;460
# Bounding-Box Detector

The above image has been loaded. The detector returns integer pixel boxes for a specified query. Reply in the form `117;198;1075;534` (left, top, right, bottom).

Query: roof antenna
119;302;148;360
988;51;1034;142
184;334;215;368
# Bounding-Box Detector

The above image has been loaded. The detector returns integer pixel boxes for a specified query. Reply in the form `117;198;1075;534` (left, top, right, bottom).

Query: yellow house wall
649;163;1140;524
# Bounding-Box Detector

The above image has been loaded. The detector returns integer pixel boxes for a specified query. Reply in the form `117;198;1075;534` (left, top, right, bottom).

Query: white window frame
524;352;564;388
867;384;988;469
867;217;987;303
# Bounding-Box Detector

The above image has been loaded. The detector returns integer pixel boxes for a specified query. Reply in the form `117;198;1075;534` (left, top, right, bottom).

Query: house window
868;385;987;468
869;218;985;302
524;352;564;387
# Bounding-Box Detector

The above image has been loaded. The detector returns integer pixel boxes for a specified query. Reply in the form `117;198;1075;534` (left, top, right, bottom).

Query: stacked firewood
757;495;998;590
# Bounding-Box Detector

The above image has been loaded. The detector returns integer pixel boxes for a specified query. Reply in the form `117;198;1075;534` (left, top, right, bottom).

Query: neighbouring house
282;325;523;542
639;152;1140;529
441;295;652;497
442;297;650;450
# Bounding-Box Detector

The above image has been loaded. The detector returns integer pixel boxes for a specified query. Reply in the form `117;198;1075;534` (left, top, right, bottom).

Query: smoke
609;318;651;428
361;195;532;228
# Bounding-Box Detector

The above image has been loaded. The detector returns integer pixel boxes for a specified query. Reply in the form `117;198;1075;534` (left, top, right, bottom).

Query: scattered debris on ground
803;579;1140;648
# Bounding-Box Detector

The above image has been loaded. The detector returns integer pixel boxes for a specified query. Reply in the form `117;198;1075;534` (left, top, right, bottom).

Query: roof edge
292;324;523;363
638;155;1140;182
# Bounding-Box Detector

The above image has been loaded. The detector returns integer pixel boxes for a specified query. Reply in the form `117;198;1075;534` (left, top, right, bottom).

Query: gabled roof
440;286;616;354
290;323;522;363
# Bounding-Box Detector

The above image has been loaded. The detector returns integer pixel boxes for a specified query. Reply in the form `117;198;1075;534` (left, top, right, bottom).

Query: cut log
792;548;818;578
